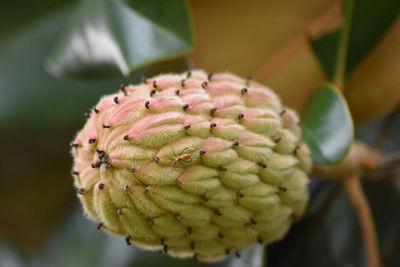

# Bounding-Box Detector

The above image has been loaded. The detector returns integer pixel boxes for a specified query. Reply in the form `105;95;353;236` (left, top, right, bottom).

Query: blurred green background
0;0;399;266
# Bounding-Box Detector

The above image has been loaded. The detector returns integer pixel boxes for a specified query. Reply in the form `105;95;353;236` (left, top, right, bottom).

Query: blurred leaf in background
46;0;193;78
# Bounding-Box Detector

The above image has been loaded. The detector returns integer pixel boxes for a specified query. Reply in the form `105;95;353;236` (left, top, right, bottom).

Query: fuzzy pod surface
71;70;312;262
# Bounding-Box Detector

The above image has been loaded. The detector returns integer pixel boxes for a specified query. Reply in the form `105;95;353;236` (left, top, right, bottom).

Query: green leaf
46;0;193;78
0;7;140;128
0;0;73;38
312;0;400;80
301;84;354;165
0;6;187;128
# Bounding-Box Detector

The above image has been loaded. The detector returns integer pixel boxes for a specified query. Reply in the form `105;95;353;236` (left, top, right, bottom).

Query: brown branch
253;1;342;82
343;175;381;267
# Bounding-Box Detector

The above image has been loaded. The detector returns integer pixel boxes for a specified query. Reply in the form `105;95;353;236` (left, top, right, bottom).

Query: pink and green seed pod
70;70;312;262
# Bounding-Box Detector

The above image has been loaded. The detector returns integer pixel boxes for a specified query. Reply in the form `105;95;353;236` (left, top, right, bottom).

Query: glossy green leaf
301;84;354;165
46;0;193;78
0;8;138;128
0;6;187;128
312;0;400;79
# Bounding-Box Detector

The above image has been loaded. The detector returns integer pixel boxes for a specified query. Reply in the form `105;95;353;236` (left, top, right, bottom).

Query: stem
334;0;355;88
344;176;381;267
253;1;341;81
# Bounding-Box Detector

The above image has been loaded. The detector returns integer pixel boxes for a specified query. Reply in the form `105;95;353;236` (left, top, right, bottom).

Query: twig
253;1;342;82
343;175;381;267
333;0;355;89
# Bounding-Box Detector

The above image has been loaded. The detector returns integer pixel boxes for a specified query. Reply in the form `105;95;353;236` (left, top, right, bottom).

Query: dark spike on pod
120;84;128;96
97;223;103;230
210;122;217;128
96;148;104;155
150;89;156;97
91;161;102;168
98;183;105;190
123;135;129;141
241;88;248;95
183;104;189;110
104;161;111;169
278;186;288;192
257;162;267;168
214;210;222;216
125;236;131;245
145;100;150;109
117;208;123;215
153;80;158;89
199;150;206;155
202;195;209;201
88;138;96;144
201;81;208;89
113;96;119;104
232;141;239;147
181;79;186;88
218;166;227;172
280;109;287;116
93;107;99;113
70;143;81;148
154;157;160;163
207;73;214;82
238;113;244;120
76;188;85;195
184;125;191;130
186;71;192;78
102;124;110;128
175;89;181;95
293;145;301;155
71;170;79;176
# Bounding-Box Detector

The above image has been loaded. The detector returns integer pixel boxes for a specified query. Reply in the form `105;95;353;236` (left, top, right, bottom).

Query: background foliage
0;0;399;266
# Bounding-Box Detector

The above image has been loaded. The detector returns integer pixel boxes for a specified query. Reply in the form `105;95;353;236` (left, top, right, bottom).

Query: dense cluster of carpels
70;70;312;262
